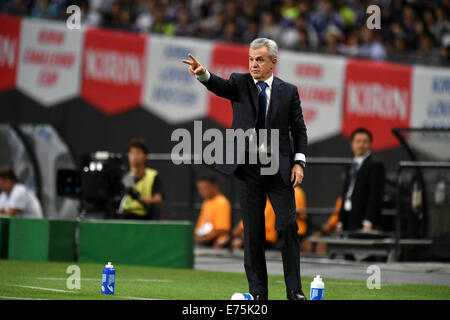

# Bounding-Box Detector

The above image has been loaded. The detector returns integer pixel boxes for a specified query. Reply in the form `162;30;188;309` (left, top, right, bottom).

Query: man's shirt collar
252;74;274;88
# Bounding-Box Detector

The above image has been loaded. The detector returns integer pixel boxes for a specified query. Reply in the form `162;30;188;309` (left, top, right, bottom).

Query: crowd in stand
2;0;449;64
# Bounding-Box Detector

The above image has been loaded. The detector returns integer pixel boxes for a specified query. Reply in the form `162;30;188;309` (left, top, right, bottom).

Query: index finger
188;53;199;64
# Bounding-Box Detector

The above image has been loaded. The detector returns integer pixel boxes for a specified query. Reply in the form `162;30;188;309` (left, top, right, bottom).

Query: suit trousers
236;159;302;296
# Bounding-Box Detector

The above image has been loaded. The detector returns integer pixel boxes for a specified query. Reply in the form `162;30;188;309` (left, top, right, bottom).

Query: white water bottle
310;275;324;300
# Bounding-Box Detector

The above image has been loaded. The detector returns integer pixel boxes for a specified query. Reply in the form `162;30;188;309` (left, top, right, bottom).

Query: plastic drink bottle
310;275;324;300
101;262;115;295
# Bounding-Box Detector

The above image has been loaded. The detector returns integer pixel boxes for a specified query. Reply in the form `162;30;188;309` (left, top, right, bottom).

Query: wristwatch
293;160;306;169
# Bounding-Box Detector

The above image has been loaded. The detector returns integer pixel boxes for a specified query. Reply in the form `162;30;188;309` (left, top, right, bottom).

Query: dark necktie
344;161;359;201
349;161;358;185
256;81;267;130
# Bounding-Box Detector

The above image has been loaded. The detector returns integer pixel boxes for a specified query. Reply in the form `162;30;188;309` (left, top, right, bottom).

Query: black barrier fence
395;161;450;261
391;128;450;261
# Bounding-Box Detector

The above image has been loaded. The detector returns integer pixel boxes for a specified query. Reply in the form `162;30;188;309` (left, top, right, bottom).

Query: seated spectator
0;167;43;218
281;15;319;49
195;176;231;248
440;35;450;65
2;0;29;16
118;137;164;220
294;29;310;50
301;197;342;255
231;186;307;250
1;0;448;65
359;27;387;60
401;5;419;50
222;21;242;43
416;32;441;64
31;0;63;19
79;0;102;27
338;30;361;56
422;9;436;39
151;7;174;36
101;1;122;30
134;0;157;33
432;7;450;44
280;0;301;28
309;0;345;45
116;6;135;31
174;9;196;37
258;11;282;43
242;20;260;44
295;186;308;240
390;35;408;57
324;24;342;54
207;10;225;40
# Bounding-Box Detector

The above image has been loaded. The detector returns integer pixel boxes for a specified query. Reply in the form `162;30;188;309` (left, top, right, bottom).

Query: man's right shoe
286;290;307;300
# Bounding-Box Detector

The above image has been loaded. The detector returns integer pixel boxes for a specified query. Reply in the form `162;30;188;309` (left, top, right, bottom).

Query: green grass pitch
0;260;449;300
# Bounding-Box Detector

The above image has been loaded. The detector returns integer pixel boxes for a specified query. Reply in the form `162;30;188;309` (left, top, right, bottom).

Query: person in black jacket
336;128;386;232
182;38;308;300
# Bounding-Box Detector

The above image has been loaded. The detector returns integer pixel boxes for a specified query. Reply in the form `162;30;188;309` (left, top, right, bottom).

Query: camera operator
118;138;164;220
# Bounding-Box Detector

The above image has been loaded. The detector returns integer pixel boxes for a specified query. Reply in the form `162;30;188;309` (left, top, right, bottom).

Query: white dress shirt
0;183;43;218
197;70;306;163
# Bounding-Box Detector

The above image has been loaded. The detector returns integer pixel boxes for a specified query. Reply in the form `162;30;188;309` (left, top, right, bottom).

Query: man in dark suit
182;38;308;300
336;128;386;232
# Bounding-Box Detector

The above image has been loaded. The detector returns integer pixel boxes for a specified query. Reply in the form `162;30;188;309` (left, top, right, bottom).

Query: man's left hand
291;164;304;188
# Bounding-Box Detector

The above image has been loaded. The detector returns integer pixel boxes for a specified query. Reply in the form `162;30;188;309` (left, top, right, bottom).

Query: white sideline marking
37;277;94;281
116;295;162;300
36;277;171;282
1;294;159;301
15;285;77;293
125;279;171;283
0;295;51;300
276;280;402;286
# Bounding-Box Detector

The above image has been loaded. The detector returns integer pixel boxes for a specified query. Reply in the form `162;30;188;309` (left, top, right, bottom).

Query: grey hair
249;38;278;60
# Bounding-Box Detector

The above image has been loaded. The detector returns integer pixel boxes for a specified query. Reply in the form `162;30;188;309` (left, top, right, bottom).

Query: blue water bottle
310;275;324;300
101;262;115;295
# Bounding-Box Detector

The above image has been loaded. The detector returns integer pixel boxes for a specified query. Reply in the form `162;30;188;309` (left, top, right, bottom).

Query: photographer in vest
119;138;164;220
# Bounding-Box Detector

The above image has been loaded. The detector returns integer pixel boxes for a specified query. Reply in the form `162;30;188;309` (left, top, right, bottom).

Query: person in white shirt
0;167;43;218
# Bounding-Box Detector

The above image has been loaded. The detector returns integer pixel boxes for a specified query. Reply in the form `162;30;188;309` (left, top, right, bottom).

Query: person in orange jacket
231;186;307;250
194;176;231;248
300;197;343;255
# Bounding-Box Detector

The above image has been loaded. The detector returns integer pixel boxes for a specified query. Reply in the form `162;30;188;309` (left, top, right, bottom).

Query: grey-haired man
182;38;308;300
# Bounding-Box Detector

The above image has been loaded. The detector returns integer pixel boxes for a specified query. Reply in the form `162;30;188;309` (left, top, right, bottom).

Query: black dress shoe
253;294;268;300
287;290;307;300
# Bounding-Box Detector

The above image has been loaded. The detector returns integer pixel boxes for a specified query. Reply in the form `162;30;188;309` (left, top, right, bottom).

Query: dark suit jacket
200;72;308;185
339;154;386;230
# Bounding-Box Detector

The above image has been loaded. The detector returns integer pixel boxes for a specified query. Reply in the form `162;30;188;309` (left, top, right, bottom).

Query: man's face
128;147;147;167
196;180;214;200
351;133;371;157
0;178;13;193
249;46;277;81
